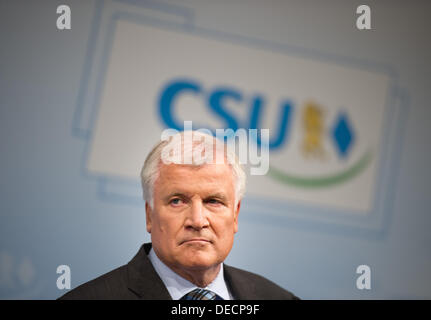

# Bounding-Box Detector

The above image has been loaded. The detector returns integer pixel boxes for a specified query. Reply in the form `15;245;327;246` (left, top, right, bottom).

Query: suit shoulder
58;265;133;300
224;265;299;300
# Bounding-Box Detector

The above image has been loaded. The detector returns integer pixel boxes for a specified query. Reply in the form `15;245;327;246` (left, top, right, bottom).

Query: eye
206;198;223;205
169;198;184;206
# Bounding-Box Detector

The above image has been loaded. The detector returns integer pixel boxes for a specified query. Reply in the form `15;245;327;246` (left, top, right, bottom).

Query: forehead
155;163;235;196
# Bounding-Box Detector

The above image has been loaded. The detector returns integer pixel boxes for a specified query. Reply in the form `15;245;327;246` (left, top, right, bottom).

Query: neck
171;263;221;288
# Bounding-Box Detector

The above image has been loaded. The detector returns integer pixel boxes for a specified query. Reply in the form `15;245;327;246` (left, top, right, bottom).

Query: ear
233;200;241;234
145;202;152;234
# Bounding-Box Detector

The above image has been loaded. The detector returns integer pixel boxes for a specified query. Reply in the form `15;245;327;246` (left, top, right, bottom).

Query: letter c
231;305;238;315
159;79;201;130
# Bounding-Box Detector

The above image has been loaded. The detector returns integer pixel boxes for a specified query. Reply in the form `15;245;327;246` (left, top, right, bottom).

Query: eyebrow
203;193;228;202
163;192;190;201
163;192;229;202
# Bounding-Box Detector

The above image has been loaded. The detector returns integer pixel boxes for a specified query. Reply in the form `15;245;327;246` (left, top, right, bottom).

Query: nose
185;199;209;230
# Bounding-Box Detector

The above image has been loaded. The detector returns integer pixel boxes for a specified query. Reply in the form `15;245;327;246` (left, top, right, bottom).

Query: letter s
208;88;241;131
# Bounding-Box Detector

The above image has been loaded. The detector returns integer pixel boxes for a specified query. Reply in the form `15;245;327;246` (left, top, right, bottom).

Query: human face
146;162;240;273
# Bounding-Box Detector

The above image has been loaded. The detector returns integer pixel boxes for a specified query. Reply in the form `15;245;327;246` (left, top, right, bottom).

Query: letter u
248;95;293;150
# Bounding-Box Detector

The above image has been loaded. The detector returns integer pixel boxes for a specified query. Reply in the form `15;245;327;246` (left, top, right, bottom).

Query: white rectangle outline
72;0;409;238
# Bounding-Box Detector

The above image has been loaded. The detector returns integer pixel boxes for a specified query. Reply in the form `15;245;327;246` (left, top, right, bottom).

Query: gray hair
140;131;246;208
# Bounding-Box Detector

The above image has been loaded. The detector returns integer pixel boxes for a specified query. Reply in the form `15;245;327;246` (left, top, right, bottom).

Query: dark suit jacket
59;243;298;300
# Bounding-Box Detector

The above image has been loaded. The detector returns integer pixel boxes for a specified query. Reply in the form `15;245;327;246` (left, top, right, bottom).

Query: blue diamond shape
332;113;354;158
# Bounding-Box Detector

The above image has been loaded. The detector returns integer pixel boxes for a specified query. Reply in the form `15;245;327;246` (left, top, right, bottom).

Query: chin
180;252;218;270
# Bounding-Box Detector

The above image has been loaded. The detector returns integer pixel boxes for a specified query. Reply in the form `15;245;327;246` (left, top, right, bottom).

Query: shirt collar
148;248;232;300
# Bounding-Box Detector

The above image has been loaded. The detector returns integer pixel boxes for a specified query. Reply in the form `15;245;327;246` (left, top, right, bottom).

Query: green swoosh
268;150;373;188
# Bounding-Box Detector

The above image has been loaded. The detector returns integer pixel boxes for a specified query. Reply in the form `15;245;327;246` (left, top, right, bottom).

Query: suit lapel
126;243;172;300
223;264;257;300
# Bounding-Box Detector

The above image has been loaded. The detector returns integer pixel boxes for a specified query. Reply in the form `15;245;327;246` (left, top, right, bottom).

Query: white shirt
148;248;233;300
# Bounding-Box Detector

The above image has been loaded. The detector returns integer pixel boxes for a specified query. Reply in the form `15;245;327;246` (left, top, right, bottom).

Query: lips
181;238;212;245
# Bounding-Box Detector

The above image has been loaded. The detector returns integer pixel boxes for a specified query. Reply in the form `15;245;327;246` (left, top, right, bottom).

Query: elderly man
60;131;298;300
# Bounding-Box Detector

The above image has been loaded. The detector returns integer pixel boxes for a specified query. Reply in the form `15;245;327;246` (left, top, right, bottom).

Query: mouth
181;238;212;245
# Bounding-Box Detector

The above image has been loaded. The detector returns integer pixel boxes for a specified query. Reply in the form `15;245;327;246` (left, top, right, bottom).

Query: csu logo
158;78;372;189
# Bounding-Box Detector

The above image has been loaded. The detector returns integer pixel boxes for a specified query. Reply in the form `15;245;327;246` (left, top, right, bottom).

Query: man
59;131;298;300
